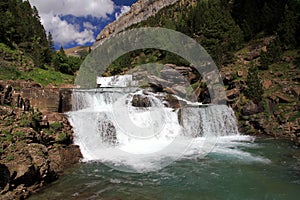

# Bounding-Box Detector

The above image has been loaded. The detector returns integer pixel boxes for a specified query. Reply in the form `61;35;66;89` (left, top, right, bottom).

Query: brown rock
21;87;60;112
292;86;300;99
275;93;291;103
59;89;73;113
147;75;172;87
226;88;239;100
262;80;272;89
43;112;64;124
163;87;176;94
48;145;82;173
172;85;186;97
131;94;152;107
165;94;181;109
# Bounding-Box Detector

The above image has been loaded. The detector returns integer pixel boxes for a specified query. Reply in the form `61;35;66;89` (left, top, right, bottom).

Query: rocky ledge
0;81;82;199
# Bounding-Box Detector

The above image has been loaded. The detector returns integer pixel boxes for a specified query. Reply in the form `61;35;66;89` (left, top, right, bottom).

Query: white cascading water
68;83;269;172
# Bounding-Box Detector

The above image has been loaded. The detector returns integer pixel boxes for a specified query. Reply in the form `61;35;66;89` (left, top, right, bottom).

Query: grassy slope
0;43;74;86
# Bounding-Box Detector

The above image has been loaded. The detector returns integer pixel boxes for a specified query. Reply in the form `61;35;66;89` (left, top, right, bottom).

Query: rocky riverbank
0;81;81;199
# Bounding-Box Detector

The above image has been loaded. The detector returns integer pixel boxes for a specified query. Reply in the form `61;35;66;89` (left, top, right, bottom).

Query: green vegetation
1;130;13;142
23;68;74;86
105;49;190;76
259;38;283;70
52;47;83;75
7;154;14;161
289;111;300;122
19;114;31;127
0;0;86;85
107;0;299;76
50;122;63;131
57;132;67;143
0;0;52;67
14;131;26;141
245;64;264;103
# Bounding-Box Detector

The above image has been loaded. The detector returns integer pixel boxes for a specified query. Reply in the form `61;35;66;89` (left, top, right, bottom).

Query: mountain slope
93;0;181;48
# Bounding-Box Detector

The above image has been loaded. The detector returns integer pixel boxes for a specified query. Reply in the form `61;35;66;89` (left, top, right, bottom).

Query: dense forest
106;0;299;75
0;0;86;85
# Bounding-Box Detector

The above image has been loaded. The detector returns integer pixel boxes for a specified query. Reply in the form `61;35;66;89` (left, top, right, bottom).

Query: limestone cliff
93;0;182;48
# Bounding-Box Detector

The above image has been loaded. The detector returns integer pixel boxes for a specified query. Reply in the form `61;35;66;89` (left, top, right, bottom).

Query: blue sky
28;0;138;49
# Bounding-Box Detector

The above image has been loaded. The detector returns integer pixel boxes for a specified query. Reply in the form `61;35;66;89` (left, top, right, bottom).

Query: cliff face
93;0;181;48
0;80;81;199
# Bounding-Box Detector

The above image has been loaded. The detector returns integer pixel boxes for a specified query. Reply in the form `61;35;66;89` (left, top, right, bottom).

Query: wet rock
97;120;118;145
131;94;152;107
165;94;181;109
199;88;211;104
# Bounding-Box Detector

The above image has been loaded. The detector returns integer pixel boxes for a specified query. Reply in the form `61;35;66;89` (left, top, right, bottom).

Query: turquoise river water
29;138;300;200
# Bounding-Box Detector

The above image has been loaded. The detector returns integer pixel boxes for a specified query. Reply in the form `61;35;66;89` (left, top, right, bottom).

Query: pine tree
44;32;55;64
52;46;72;74
194;0;244;65
259;37;282;69
48;32;55;52
245;64;264;103
277;5;298;48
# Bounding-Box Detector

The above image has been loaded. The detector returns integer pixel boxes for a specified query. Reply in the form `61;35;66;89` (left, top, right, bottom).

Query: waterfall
68;85;247;172
180;105;239;138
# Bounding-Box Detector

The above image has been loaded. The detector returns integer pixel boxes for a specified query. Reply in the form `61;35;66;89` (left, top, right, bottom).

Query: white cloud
28;0;116;46
42;13;95;46
83;22;97;30
115;5;130;19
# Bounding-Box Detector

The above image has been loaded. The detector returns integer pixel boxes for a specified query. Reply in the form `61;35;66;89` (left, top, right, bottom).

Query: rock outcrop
0;82;82;199
93;0;181;48
0;80;73;113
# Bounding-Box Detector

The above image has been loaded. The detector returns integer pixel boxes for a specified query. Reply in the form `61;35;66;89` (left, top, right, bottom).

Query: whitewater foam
68;87;269;172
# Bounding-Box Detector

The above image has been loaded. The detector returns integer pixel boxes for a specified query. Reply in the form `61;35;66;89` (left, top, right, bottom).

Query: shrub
50;122;63;131
57;132;67;142
245;64;263;103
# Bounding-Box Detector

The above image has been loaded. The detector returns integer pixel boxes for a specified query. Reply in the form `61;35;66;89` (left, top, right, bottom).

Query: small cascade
68;84;244;172
180;105;239;138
